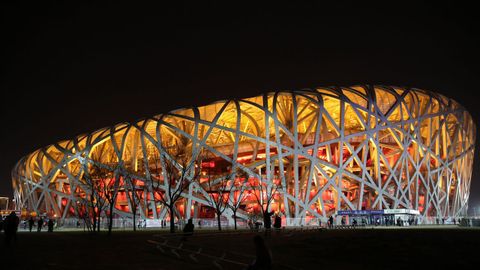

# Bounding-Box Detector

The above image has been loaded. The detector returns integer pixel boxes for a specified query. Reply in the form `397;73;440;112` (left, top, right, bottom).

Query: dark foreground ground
1;227;479;269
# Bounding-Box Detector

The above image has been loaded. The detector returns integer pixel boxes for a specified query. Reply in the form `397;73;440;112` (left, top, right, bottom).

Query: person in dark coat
248;235;272;270
328;215;334;228
183;218;194;236
37;217;44;232
28;217;35;232
4;211;20;245
263;211;274;229
273;214;281;231
48;219;54;232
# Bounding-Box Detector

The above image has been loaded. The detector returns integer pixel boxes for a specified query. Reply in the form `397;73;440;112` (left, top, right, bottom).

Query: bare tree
202;170;232;231
79;164;110;233
100;167;120;236
250;178;282;222
148;144;203;233
123;171;141;231
226;172;248;230
75;194;93;232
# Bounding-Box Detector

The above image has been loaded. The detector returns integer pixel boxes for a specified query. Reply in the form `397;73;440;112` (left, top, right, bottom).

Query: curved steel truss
12;85;476;224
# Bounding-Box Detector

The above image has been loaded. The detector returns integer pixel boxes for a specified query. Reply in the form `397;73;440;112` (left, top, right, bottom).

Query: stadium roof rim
14;84;471;163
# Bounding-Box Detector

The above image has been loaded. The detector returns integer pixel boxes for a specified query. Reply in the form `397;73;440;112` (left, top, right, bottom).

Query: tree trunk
92;210;97;233
108;204;114;235
169;205;175;233
92;217;96;233
217;212;222;231
90;194;96;233
97;216;101;232
233;210;237;230
133;209;136;232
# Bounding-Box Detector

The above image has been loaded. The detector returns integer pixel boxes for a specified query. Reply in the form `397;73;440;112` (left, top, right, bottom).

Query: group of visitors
137;219;147;229
247;212;283;233
26;216;56;232
328;215;334;228
2;212;59;245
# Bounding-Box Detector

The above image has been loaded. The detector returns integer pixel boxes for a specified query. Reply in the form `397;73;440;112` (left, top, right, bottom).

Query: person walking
273;214;281;231
37;217;44;232
4;211;20;245
182;218;194;240
48;219;54;232
28;217;35;232
263;211;274;236
328;215;334;229
247;235;272;270
248;219;254;230
273;214;281;235
263;211;274;229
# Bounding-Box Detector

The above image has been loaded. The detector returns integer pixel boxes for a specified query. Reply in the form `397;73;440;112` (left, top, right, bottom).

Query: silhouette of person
263;211;274;229
273;214;281;231
4;211;19;245
248;235;272;270
28;217;35;232
48;219;54;232
328;215;334;228
37;217;44;232
183;218;194;236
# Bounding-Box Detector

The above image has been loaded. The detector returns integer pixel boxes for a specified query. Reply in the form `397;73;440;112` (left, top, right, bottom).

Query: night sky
1;2;479;213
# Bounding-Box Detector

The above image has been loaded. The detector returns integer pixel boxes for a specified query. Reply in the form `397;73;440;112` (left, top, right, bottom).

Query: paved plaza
1;226;480;269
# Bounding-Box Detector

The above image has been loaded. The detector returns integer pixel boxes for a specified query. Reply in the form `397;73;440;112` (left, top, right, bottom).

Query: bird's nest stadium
11;85;476;226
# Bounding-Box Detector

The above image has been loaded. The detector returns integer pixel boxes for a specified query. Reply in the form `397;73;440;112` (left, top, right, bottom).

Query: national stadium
11;85;476;226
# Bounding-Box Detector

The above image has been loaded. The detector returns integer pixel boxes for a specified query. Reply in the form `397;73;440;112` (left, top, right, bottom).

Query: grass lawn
1;227;479;269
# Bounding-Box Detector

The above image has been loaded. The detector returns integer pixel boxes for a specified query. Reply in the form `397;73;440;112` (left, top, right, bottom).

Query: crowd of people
22;216;56;232
1;212;57;245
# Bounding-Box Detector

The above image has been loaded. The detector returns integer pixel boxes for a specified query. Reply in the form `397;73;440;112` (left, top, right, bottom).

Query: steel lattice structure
12;85;476;224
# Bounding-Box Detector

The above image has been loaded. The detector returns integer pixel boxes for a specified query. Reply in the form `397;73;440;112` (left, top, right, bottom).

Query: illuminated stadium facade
12;86;476;225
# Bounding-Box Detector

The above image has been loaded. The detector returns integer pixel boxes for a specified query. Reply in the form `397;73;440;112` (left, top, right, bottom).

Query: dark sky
1;2;479;213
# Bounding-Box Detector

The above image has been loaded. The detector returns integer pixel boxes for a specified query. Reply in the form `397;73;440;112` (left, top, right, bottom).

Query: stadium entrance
337;209;420;226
